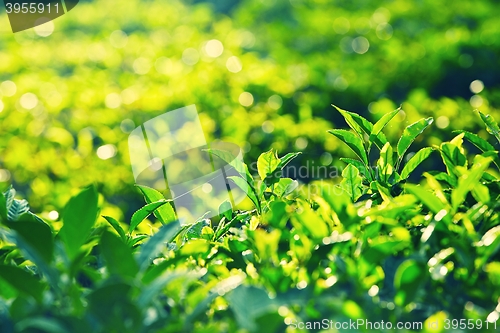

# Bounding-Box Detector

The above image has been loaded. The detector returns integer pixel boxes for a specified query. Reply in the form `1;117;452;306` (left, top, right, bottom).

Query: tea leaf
397;117;433;159
59;185;99;259
400;147;434;179
328;129;369;166
136;185;176;224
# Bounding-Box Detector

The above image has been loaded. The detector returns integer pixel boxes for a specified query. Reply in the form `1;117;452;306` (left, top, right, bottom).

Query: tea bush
1;107;499;332
1;0;500;218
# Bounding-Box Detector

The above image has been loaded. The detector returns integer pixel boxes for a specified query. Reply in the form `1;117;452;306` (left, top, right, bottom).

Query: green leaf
7;199;29;222
228;176;261;212
455;130;500;170
328;129;369;166
406;184;450;223
400;147;434;179
0;191;7;222
0;265;45;302
185;219;210;240
101;231;139;278
136;221;183;272
87;282;141;331
59;185;99;259
273;178;298;197
257;150;281;180
204;148;254;185
397;117;433;159
138;270;202;308
454;130;495;152
276;152;301;170
226;285;279;332
291;200;329;239
185;274;246;330
7;213;54;263
14;318;69;333
369;109;398;149
394;260;427;307
332;105;373;138
263;152;302;187
129;200;171;232
103;216;126;241
440;142;467;177
377;142;394;183
451;156;491;211
340;164;363;202
218;200;233;221
340;158;372;180
371;107;400;138
477;110;500;143
136;185;176;224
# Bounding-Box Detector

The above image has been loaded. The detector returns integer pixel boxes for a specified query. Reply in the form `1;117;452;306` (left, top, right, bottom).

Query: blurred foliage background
0;0;499;220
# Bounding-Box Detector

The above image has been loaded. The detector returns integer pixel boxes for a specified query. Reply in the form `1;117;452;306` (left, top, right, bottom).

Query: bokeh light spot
226;56;242;73
295;137;308;150
376;23;393;40
105;93;121;109
110;30;128;48
205;39;224;58
34;20;54;37
0;169;11;182
133;57;151;75
268;95;283;110
97;144;117;160
1;81;17;97
20;93;38;109
333;17;350;34
436;116;450;129
262;121;274;133
470;95;483;108
182;48;200;66
352;37;370;54
239;92;254;107
470;80;484;94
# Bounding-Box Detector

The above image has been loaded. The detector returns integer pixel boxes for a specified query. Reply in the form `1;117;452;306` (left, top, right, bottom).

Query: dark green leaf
7;213;53;263
103;216;126;241
394;260;427;307
59;185;98;259
0;265;45;302
328;129;369;166
101;231;139;278
478;111;500;143
136;221;183;272
332;104;373;138
400;147;434;179
226;284;278;332
340;158;372;180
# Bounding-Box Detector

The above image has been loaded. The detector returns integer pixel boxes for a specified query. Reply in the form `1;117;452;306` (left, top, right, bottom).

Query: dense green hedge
1;108;499;332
